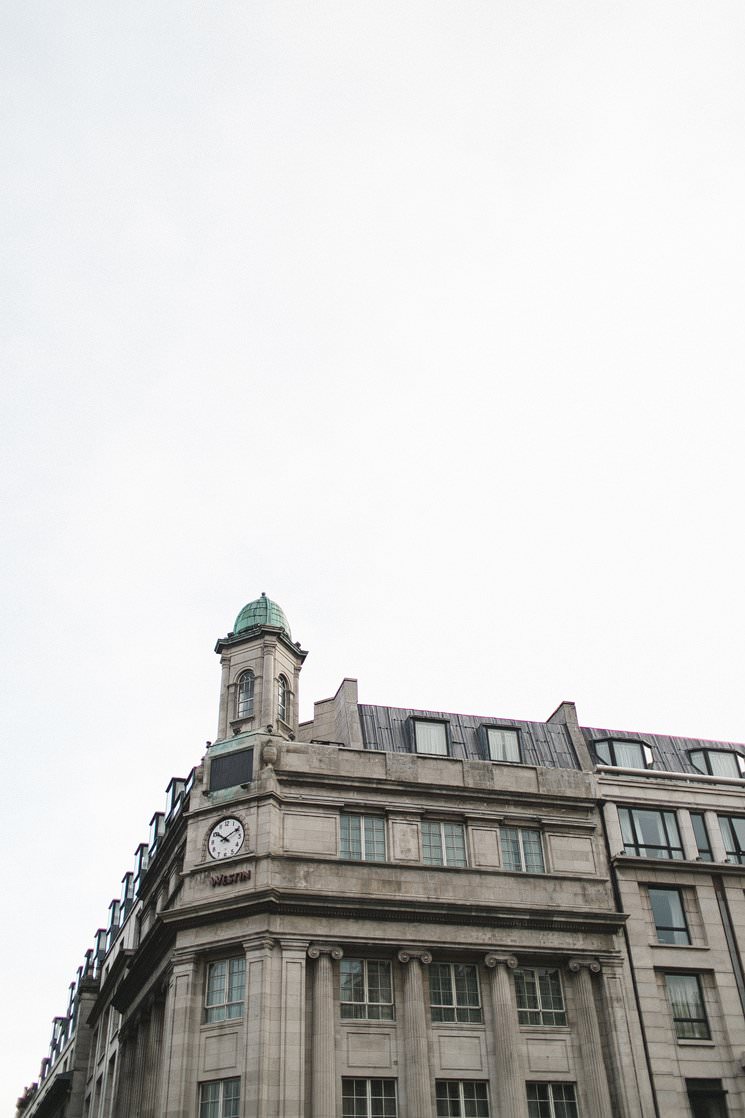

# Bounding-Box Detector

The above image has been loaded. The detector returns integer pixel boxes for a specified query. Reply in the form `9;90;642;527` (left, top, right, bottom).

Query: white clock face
208;817;245;860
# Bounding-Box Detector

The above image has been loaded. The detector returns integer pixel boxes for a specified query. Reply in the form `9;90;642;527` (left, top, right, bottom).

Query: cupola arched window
277;675;289;723
236;671;255;719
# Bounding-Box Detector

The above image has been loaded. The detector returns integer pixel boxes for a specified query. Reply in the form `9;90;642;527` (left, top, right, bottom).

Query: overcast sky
3;0;745;1104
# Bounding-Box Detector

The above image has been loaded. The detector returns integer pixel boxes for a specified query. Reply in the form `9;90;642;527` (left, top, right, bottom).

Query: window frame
341;1078;398;1118
514;967;567;1026
618;806;684;860
481;725;522;764
421;820;468;867
198;1077;240;1118
235;670;255;719
500;825;545;874
664;973;711;1040
718;815;745;865
435;1079;490;1117
429;962;483;1024
411;717;450;757
593;737;653;769
690;813;714;861
205;957;246;1023
340;813;387;862
526;1082;578;1118
689;749;745;779
648;886;691;945
277;674;289;723
340;959;395;1021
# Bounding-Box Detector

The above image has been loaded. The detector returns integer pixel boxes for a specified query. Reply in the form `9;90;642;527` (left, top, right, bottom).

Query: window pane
649;888;689;945
613;741;646;768
415;721;448;755
364;817;386;862
500;827;522;872
487;728;520;762
666;974;710;1039
422;822;444;865
341;815;362;859
222;1079;240;1118
443;824;467;867
690;814;713;860
521;829;545;873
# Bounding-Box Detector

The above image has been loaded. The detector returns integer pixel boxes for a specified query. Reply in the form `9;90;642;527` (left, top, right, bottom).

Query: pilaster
484;954;528;1118
397;949;433;1117
568;959;613;1118
308;945;344;1118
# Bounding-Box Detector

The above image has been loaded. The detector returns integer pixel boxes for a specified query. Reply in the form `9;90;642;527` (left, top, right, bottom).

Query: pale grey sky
3;1;745;1104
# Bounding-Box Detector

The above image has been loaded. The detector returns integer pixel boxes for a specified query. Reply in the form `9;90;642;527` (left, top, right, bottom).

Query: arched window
277;675;288;723
236;671;254;719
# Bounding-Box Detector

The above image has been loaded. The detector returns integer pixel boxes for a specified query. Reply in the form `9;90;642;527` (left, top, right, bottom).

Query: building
16;595;745;1118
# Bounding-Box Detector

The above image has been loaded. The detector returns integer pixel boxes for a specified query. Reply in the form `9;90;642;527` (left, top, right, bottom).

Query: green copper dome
234;593;291;638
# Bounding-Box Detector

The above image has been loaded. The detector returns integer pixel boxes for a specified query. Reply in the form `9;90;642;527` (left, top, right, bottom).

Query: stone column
308;945;344;1118
113;1027;136;1118
129;1012;149;1117
217;655;231;739
598;958;657;1118
279;940;309;1118
484;954;529;1118
160;950;200;1117
704;810;728;862
243;938;276;1118
260;643;276;727
677;810;699;861
142;993;165;1118
602;802;625;858
397;950;433;1117
568;959;613;1118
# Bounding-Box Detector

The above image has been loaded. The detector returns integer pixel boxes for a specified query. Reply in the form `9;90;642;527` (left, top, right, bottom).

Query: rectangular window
648;887;690;945
340;814;386;862
430;963;482;1023
340;960;394;1020
690;813;713;861
665;974;710;1039
205;958;246;1022
718;816;745;865
486;727;520;763
413;720;449;756
436;1080;490;1117
422;821;467;867
618;807;684;860
514;968;567;1026
199;1078;240;1118
527;1082;578;1118
342;1078;397;1117
500;826;545;873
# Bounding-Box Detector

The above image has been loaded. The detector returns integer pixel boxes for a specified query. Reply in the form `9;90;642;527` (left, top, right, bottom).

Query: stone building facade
17;596;745;1118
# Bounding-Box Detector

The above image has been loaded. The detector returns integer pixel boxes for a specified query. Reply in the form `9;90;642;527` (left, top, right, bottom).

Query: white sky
2;0;745;1104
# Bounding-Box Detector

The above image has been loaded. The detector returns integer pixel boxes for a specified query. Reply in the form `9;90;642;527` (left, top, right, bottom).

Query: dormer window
593;738;653;769
277;675;288;722
236;671;255;719
689;749;745;779
412;718;449;756
484;726;521;763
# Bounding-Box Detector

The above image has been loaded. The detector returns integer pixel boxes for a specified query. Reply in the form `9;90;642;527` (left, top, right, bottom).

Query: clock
208;817;245;860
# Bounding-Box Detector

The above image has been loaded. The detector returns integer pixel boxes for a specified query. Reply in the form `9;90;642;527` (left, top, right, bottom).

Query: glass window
340;960;394;1020
205;958;246;1022
340;814;386;862
500;826;545;873
422;821;467;867
649;888;690;945
593;739;652;768
618;807;684;859
342;1079;397;1118
436;1080;490;1117
690;750;744;779
277;675;288;722
199;1078;240;1118
718;816;745;865
665;974;710;1039
514;968;567;1026
413;720;449;755
209;748;253;793
486;728;520;763
430;963;482;1023
527;1082;578;1118
236;671;254;719
690;813;713;861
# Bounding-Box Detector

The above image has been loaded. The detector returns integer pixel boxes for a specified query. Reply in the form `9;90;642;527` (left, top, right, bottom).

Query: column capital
485;953;518;970
397;948;432;965
243;936;276;953
568;956;602;974
308;944;344;961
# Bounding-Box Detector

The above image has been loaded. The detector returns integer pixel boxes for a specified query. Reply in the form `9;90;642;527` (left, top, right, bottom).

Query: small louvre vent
210;748;253;792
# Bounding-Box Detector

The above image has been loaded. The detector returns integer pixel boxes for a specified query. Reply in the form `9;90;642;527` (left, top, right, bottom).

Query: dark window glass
618;807;684;859
718;816;745;865
515;968;567;1025
690;814;713;861
209;749;253;792
594;739;651;768
435;1080;489;1117
341;1079;397;1118
340;960;394;1020
236;672;254;719
690;750;743;779
649;888;690;945
526;1082;578;1118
